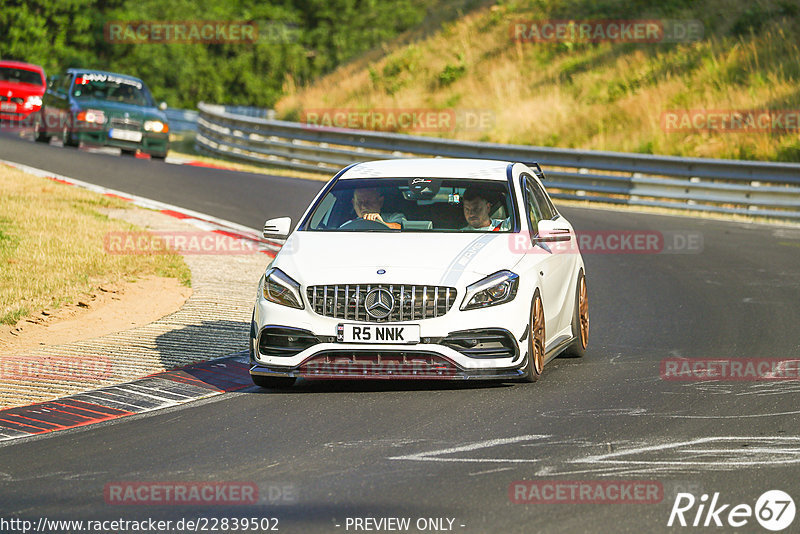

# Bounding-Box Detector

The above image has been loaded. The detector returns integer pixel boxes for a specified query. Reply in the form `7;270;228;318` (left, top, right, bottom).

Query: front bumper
75;128;169;155
250;359;526;380
0;107;38;123
250;297;531;381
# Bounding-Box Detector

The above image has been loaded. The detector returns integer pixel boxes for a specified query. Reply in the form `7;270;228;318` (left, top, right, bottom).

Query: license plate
338;323;420;344
0;103;16;111
109;128;142;142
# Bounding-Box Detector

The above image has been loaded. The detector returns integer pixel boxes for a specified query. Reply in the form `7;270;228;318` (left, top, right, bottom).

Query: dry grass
0;165;191;325
276;0;800;162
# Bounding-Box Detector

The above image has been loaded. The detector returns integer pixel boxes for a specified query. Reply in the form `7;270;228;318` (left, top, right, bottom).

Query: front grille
441;329;518;359
0;96;24;104
307;284;457;322
298;351;459;378
109;117;142;131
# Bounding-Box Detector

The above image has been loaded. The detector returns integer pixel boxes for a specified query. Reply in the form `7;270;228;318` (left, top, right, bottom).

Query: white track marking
387;434;550;463
468;467;516;476
575;436;800;468
388;435;800;477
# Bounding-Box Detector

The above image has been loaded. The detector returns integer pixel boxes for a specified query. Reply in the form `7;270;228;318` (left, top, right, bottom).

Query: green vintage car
36;69;169;159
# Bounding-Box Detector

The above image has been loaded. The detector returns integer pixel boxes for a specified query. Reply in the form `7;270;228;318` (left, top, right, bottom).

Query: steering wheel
339;217;390;230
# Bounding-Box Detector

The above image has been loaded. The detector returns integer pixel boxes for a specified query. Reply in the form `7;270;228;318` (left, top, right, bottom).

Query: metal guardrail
164;108;199;133
166;106;274;133
195;101;800;220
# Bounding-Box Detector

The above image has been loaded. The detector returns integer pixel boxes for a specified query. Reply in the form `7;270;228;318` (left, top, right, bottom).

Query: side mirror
158;101;168;111
536;219;571;242
263;217;292;239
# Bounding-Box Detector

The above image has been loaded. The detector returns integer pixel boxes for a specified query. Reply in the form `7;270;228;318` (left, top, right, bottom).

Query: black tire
149;152;167;160
562;270;588;358
520;290;545;382
62;117;78;147
120;148;137;156
251;374;296;389
33;113;49;142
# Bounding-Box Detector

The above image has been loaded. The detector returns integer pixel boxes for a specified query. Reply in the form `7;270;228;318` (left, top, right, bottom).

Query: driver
350;188;406;229
461;188;511;231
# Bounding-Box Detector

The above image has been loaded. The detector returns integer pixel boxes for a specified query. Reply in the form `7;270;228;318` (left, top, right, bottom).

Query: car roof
0;60;45;73
66;68;143;82
340;158;518;181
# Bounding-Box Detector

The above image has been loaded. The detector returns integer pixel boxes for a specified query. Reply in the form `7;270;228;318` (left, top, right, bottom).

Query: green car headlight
262;268;304;309
144;120;168;133
461;270;519;311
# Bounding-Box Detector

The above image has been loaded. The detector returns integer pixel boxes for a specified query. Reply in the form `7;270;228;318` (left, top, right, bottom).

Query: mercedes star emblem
364;288;394;319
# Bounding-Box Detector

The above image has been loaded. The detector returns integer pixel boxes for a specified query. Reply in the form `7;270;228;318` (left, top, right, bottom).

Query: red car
0;60;46;123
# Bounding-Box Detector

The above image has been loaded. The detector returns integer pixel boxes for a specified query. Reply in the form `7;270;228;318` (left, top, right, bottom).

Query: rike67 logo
668;490;795;531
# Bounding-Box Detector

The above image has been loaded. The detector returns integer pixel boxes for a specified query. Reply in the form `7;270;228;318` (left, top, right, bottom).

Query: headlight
24;95;42;108
144;120;168;133
262;268;304;309
460;270;519;311
76;109;106;124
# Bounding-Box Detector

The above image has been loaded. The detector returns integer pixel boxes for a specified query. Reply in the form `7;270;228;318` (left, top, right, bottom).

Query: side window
522;174;543;234
58;74;72;94
530;180;555;220
309;192;336;229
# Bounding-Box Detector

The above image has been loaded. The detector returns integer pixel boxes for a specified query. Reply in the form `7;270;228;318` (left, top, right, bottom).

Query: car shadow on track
260;378;515;394
154;320;517;394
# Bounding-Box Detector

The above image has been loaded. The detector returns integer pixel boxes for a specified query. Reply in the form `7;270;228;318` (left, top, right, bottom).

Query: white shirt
461;218;511;231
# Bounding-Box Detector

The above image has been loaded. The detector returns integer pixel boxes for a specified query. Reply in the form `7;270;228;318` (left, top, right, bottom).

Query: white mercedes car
249;158;588;387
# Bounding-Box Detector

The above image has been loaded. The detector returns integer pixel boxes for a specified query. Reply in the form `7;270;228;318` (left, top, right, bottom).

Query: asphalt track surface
1;132;800;533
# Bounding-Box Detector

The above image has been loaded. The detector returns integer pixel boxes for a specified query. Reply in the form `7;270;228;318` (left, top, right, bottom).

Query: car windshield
0;67;42;86
304;177;516;232
71;73;153;106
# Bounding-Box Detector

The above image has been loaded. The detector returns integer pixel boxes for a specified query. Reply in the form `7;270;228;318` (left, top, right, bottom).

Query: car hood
272;231;524;288
0;81;44;99
74;99;165;121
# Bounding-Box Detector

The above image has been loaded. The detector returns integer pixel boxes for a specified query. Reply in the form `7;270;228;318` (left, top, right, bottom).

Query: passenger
350;188;406;229
461;188;511;231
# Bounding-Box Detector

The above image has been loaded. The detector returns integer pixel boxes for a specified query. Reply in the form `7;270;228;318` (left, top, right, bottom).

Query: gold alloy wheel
532;295;545;374
578;275;589;349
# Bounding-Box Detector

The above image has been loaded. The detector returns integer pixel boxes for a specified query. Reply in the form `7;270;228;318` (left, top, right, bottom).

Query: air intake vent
441;329;518;359
258;327;319;357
